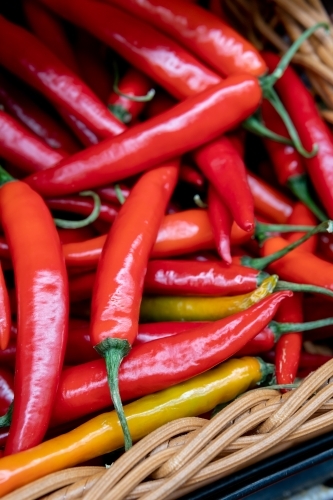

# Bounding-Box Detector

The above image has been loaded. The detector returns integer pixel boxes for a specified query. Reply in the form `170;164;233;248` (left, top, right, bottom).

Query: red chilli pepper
285;202;318;253
46;196;119;225
106;0;266;78
263;52;333;219
274;293;304;385
207;184;233;263
247;171;294;223
37;0;221;100
0;368;14;417
0;263;11;351
0;72;80;153
0;15;125;141
25;74;262;197
63;209;253;268
0;109;66;175
108;67;155;124
0;168;69;455
51;291;290;426
90;161;179;449
179;163;205;188
23;0;80;74
261;99;326;221
194;136;255;231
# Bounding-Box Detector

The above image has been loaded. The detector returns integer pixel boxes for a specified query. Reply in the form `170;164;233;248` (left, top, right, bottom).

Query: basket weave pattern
4;359;333;500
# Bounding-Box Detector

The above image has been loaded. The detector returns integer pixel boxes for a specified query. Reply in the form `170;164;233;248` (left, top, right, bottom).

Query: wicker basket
3;359;333;500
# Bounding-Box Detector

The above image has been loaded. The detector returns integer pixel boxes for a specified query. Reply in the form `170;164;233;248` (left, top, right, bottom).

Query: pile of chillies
1;0;333;495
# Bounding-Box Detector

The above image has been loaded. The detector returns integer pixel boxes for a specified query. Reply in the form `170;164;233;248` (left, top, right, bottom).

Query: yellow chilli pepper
0;357;272;497
140;275;279;321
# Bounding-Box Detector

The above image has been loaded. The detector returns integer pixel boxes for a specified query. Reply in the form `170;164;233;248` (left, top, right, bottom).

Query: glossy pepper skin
0;72;80;153
23;0;80;74
285;202;318;253
0;357;268;496
51;289;290;425
91;162;179;449
0;177;69;455
143;259;268;296
38;0;221;100
0;15;125;141
107;0;266;78
207;184;233;264
140;275;277;322
108;68;155;124
0;262;11;351
261;236;333;292
46;196;119;224
0;110;66;174
63;209;253;268
274;293;303;385
0;368;14;417
263;52;333;219
26;74;262;198
194;136;255;232
247;171;294;224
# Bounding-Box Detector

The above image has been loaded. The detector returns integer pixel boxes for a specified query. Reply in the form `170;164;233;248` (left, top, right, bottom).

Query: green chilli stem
112;60;155;102
0;165;15;186
275;280;333;300
266;87;317;158
53;191;101;229
243;114;293;144
266;384;299;390
193;194;207;208
287;175;327;222
270;318;333;334
114;184;126;205
262;22;329;88
242;220;333;270
255;221;316;243
108;103;132;124
0;402;13;427
95;337;132;451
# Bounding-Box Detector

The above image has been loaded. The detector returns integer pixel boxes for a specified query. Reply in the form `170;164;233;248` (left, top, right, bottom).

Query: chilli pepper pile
1;0;333;495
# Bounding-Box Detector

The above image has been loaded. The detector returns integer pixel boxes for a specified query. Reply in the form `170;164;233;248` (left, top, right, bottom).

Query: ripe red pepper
51;290;290;425
261;235;333;292
46;196;119;225
23;0;80;74
38;0;221;100
96;184;130;206
74;30;113;104
274;293;303;385
90;162;179;449
63;209;253;268
108;67;155;124
0;169;69;455
285;202;318;253
179;164;205;188
0;15;125;141
106;0;266;78
0;263;10;351
25;73;262;197
194;136;255;232
261;100;325;221
144;259;268;296
263;52;333;219
0;368;14;417
247;171;294;223
0;110;66;174
207;184;233;263
0;72;80;153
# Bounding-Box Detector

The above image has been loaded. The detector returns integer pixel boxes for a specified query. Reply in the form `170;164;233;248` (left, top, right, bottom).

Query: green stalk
270;318;333;334
242;220;333;270
0;165;15;186
287;175;327;222
53;191;101;229
243;114;293;144
94;338;132;451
